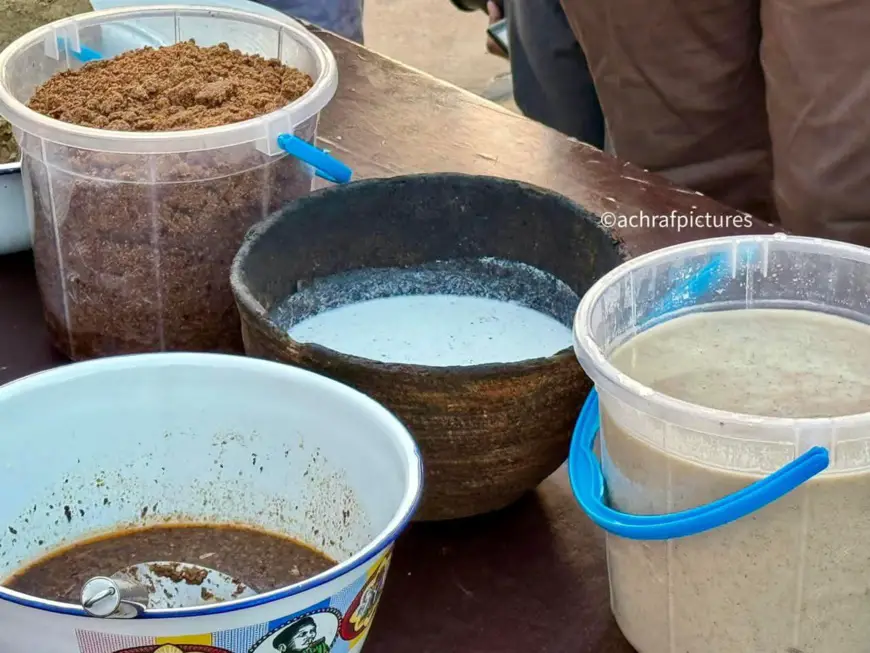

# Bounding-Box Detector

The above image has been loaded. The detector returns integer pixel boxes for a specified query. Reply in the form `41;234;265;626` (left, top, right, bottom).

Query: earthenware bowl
230;173;625;520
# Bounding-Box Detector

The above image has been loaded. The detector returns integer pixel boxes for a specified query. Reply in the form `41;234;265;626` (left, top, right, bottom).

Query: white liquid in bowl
287;294;573;366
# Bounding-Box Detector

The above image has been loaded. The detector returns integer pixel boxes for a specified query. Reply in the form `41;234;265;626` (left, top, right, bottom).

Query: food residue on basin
2;523;335;604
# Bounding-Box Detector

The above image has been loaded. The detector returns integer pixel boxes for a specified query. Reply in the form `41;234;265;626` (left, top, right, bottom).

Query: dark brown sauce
3;523;336;602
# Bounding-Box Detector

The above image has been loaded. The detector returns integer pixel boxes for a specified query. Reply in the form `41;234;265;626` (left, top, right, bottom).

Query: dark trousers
562;0;870;243
505;0;604;148
560;0;775;223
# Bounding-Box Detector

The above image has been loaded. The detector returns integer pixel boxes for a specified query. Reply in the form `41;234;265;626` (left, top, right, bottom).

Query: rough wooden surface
0;32;779;653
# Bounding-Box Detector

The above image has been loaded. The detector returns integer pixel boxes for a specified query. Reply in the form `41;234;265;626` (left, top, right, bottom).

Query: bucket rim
573;233;870;437
0;5;338;155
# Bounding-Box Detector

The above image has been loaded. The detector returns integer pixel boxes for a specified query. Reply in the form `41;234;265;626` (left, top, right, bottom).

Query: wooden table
0;32;778;653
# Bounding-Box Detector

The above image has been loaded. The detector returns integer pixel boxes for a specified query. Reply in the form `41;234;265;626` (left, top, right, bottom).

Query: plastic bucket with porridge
570;234;870;653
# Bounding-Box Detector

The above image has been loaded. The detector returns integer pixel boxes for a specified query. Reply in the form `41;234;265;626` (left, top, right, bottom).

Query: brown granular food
29;41;313;131
25;41;317;359
0;121;16;165
0;0;94;164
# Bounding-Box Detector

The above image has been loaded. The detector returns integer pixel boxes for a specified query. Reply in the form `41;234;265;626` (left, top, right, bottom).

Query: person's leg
761;0;870;245
560;0;774;220
255;0;364;43
506;0;605;148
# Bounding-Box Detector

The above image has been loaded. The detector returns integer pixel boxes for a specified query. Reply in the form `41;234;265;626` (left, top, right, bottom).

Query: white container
0;0;299;257
0;160;29;253
571;234;870;653
0;353;422;652
0;6;340;359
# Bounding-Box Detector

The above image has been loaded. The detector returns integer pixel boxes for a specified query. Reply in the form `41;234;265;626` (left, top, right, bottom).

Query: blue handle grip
57;37;102;62
277;134;352;185
648;251;731;320
568;388;830;540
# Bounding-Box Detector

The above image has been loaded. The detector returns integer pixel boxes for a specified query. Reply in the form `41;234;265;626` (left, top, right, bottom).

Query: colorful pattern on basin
75;551;391;653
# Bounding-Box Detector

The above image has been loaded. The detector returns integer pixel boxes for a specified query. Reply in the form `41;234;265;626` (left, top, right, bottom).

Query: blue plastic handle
277;134;353;185
568;233;828;538
53;41;353;185
646;251;731;322
57;37;102;62
567;388;830;540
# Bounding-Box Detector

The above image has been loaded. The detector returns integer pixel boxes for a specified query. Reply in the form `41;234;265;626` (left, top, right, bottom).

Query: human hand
486;0;507;58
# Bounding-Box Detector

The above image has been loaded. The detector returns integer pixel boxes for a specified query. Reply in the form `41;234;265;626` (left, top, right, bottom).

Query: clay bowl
230;173;625;521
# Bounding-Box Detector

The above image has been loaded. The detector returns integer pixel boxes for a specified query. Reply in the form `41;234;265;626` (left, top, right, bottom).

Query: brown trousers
561;0;870;245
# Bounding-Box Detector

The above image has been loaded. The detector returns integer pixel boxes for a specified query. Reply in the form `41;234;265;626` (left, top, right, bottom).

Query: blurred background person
479;0;604;148
256;0;365;43
559;0;773;222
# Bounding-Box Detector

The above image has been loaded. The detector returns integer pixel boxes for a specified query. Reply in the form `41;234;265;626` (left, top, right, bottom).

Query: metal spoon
81;561;257;618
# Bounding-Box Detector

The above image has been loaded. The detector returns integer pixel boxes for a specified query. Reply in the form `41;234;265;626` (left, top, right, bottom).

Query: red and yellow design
338;551;391;647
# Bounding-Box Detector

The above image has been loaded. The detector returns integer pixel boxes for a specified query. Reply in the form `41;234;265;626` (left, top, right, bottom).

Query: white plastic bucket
0;353;422;652
0;6;349;359
570;234;870;653
0;0;296;257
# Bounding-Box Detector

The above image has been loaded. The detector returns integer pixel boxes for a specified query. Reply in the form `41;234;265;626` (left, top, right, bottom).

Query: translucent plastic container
571;234;870;653
0;6;339;358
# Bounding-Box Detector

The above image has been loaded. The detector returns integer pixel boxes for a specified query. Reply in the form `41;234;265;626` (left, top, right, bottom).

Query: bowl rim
0;352;424;619
0;160;20;175
230;172;624;378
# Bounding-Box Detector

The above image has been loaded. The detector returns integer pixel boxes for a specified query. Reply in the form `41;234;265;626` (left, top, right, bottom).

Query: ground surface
363;0;515;106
